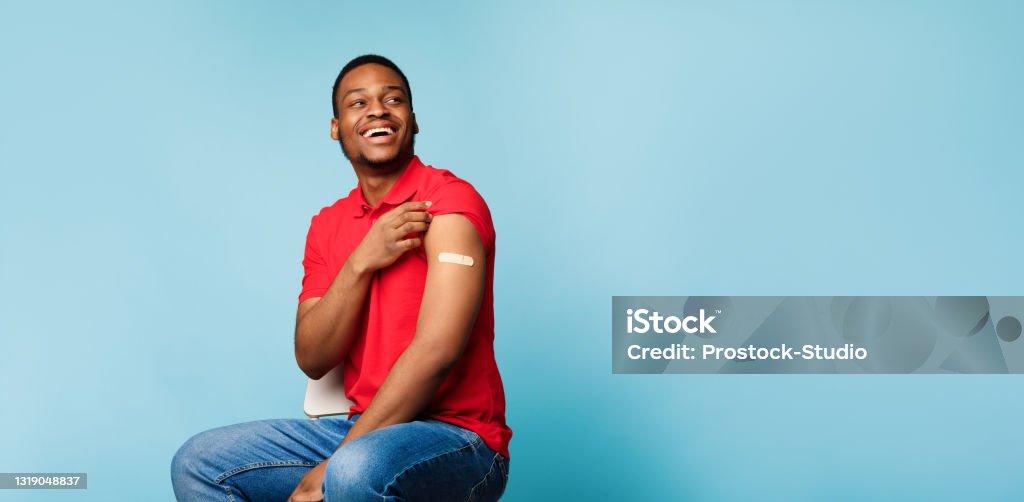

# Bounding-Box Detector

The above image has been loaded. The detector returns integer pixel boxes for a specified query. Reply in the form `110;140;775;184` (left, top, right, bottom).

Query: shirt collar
351;155;426;217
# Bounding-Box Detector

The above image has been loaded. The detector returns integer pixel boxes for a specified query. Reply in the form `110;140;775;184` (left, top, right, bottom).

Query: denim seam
467;452;500;501
214;459;320;484
381;435;484;496
498;455;509;492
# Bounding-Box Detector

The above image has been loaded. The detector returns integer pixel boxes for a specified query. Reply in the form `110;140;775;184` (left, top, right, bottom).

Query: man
171;54;511;501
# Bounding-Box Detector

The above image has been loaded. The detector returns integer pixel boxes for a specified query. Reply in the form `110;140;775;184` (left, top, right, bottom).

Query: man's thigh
172;417;353;502
323;419;507;502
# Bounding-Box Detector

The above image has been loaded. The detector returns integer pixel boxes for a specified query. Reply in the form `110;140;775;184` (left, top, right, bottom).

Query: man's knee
171;430;210;487
171;425;241;492
171;432;206;498
322;440;388;502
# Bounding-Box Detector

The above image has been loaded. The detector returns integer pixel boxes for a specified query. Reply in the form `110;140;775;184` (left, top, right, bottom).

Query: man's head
330;55;418;170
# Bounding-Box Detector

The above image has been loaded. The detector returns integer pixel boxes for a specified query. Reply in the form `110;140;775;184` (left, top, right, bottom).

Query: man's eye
386;97;403;104
350;100;365;107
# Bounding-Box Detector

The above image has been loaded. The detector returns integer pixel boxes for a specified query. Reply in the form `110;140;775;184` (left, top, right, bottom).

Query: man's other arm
334;213;486;448
294;267;372;380
294;201;433;380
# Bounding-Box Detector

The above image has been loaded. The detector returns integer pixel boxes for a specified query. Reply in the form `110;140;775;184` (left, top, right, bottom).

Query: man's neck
353;152;414;207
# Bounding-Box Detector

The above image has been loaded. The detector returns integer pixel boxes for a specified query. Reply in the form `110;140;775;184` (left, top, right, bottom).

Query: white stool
302;365;354;419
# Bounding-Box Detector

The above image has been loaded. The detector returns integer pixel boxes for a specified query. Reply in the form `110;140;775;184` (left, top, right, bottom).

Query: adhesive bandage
438;252;474;267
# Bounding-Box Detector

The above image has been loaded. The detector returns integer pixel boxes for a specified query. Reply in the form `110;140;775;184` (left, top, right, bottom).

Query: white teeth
362;127;395;138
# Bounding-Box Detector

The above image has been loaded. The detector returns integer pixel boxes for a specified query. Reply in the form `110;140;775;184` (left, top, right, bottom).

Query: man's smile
357;122;400;145
362;127;395;137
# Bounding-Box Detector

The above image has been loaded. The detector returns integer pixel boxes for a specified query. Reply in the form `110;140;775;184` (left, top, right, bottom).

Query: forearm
335;340;456;450
294;260;373;379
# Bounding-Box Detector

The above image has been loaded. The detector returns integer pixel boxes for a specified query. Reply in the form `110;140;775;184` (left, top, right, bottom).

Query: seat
302;364;354;419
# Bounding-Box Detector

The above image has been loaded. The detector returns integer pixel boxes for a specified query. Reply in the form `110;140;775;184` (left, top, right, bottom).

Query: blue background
2;1;1022;500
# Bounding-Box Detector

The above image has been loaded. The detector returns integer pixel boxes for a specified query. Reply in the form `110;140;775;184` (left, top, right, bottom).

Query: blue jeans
171;413;509;501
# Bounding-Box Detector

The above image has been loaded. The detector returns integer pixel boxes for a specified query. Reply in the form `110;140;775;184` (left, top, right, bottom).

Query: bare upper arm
414;213;487;362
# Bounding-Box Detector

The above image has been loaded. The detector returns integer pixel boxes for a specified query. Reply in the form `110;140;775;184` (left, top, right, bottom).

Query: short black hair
332;54;413;117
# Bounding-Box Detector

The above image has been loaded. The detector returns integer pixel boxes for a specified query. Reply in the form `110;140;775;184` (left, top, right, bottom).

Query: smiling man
171;54;511;502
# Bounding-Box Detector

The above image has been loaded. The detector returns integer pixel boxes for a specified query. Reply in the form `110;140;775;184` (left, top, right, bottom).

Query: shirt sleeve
298;213;332;304
425;178;495;255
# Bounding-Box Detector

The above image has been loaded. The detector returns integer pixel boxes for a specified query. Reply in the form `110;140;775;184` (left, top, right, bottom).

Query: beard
339;135;415;170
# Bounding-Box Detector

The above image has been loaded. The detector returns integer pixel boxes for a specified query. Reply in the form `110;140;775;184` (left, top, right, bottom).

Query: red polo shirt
298;155;511;459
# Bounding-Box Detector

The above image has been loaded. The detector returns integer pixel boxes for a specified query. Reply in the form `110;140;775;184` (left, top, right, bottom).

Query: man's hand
288;460;327;502
348;201;433;274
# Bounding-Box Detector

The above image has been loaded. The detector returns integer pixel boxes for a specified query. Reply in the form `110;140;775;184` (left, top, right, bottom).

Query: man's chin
360;144;415;169
338;138;414;169
361;153;401;168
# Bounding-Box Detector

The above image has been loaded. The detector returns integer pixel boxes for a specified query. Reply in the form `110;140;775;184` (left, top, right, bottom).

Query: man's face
331;63;417;168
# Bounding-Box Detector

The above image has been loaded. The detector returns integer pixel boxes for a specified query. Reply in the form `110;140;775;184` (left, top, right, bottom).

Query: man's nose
366;98;388;118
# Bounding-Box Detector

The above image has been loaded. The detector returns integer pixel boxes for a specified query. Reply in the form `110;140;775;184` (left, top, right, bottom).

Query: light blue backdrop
2;1;1022;500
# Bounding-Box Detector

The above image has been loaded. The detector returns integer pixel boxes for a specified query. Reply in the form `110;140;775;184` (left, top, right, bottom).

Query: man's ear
411;112;419;135
330;117;339;140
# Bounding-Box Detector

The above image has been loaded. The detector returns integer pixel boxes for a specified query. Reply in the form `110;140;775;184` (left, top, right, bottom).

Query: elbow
295;338;336;380
437;351;462;375
420;346;463;379
408;332;470;379
294;324;331;380
297;355;330;381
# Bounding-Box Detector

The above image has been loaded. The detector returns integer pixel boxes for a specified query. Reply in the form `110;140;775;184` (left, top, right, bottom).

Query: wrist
342;257;373;280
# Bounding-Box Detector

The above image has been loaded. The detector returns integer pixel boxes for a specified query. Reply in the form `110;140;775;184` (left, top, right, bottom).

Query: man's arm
293;265;372;380
335;213;486;449
294;201;433;380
